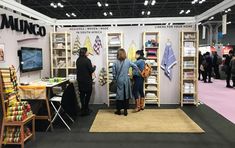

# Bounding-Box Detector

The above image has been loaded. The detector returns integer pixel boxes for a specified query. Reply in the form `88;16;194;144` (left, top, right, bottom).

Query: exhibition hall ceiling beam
54;17;196;26
0;0;55;24
196;0;235;22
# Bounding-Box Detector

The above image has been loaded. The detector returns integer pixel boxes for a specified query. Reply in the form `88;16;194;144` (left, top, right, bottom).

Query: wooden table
19;79;69;132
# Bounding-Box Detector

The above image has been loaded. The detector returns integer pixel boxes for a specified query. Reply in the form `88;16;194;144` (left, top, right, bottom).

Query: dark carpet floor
4;104;235;148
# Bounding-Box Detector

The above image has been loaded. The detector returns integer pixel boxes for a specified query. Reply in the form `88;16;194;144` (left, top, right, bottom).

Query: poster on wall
0;44;5;62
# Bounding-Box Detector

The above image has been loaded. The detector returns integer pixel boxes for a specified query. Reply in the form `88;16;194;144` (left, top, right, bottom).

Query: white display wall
59;25;195;104
0;9;53;83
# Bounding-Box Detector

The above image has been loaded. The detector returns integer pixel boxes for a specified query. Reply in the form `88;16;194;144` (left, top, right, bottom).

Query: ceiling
20;0;225;19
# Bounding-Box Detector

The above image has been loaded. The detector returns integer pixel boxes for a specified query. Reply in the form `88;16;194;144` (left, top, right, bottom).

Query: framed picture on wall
0;44;5;62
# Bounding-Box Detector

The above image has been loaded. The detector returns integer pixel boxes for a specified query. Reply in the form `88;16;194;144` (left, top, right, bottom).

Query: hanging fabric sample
84;36;93;55
98;68;107;86
127;41;137;76
161;43;177;80
93;35;102;55
73;35;81;54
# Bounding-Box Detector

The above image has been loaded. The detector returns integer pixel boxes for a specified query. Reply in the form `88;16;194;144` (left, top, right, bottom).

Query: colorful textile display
93;35;102;55
161;44;177;80
98;68;107;86
73;35;81;54
3;127;32;143
83;36;93;55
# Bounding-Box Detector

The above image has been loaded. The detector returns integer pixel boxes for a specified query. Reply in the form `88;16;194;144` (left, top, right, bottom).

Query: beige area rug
89;109;205;133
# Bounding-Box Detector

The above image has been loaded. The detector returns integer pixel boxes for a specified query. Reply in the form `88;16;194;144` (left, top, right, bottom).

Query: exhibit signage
0;14;46;37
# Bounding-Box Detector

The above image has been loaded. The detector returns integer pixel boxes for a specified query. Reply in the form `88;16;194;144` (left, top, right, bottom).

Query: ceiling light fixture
71;13;76;17
144;0;148;6
50;3;55;7
103;12;107;16
209;16;214;20
197;22;202;25
228;8;231;12
185;10;191;14
141;11;145;15
97;2;102;7
192;0;206;4
151;0;156;6
66;13;70;17
179;10;184;14
105;3;109;7
147;11;151;15
226;21;231;25
109;12;113;16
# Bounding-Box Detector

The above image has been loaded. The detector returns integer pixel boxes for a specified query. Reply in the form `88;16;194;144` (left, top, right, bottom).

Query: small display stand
180;31;199;106
0;66;35;148
143;32;160;107
106;32;123;106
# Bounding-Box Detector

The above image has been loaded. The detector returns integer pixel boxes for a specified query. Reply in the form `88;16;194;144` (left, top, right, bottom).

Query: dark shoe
204;81;207;83
226;85;233;88
208;81;213;83
124;109;128;116
114;110;121;115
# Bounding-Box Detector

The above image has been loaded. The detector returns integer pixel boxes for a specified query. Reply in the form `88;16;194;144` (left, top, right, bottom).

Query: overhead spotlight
197;22;202;25
226;21;231;25
179;10;184;14
71;13;76;17
97;1;102;7
57;2;64;8
192;1;196;4
105;3;109;7
53;5;57;8
147;11;151;15
185;10;191;14
209;16;214;20
50;3;55;7
144;0;148;6
109;12;113;16
228;8;231;12
199;0;203;4
141;11;145;15
103;12;107;16
151;0;156;6
66;13;70;17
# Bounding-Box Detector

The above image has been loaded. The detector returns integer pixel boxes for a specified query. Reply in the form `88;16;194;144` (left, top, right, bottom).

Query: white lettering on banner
155;25;194;29
69;27;109;34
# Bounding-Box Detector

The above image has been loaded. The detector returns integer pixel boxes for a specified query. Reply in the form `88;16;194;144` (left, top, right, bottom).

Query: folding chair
50;95;74;131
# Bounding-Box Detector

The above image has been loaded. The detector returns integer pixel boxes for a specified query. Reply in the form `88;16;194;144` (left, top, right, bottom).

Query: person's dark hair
79;47;87;57
136;50;144;56
229;50;234;55
206;52;210;55
117;48;126;61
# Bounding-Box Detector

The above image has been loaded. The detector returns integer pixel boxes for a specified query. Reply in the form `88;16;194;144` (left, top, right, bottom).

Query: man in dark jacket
204;52;213;83
224;50;234;88
212;51;221;79
76;47;96;116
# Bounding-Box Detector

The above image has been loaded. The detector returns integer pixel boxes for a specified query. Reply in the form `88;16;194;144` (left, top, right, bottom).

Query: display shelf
106;32;123;106
143;32;160;107
50;32;73;78
0;67;35;148
180;31;198;107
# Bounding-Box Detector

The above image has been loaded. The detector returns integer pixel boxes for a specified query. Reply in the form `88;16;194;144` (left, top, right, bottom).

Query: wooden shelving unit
50;32;74;78
0;67;35;148
143;32;160;107
106;32;123;106
180;31;199;107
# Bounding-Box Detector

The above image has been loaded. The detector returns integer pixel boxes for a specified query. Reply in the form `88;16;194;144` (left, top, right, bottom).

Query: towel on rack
93;35;102;55
84;36;93;55
161;45;177;80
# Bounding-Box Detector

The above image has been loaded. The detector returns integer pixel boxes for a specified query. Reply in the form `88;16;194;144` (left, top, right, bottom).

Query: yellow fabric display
18;85;46;100
128;41;137;76
83;36;93;55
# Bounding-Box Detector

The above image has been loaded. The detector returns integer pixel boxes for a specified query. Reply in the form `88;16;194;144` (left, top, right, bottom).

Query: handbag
110;61;124;93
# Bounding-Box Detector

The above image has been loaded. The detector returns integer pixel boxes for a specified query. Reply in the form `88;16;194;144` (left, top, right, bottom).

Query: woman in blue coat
112;48;138;116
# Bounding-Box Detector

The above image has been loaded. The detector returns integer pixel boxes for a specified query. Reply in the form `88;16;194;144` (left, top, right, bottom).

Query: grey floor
4;104;235;148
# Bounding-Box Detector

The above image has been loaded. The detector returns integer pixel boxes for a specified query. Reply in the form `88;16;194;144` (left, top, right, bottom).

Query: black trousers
116;84;129;110
214;65;220;79
232;76;235;87
226;71;231;86
203;68;212;82
133;76;144;99
79;90;92;111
